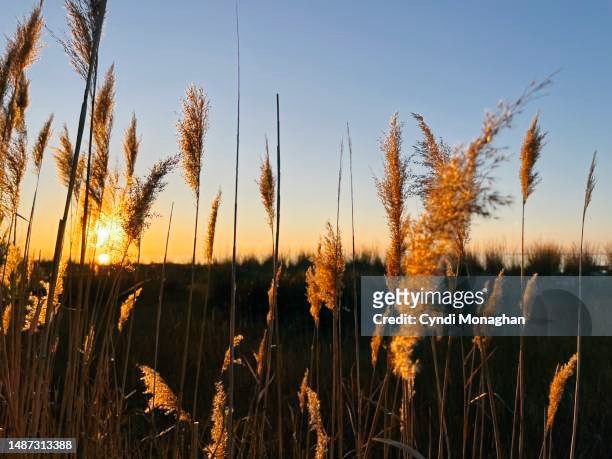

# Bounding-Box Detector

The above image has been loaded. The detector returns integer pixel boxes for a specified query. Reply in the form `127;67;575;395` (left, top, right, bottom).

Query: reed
570;151;597;458
175;83;210;451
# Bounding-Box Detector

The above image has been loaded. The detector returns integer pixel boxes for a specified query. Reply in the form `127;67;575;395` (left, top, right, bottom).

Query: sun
93;214;126;265
97;253;111;265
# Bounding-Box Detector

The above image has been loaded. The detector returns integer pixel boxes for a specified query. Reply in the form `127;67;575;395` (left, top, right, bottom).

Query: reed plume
176;83;210;449
205;190;222;264
298;372;328;459
375;113;409;277
31;114;53;173
519;115;546;204
121;156;178;243
0;4;42;103
520;273;538;322
254;330;267;379
570;150;597;458
206;381;228;458
60;0;107;80
0;5;42;228
178;85;209;195
53;125;75;188
122;113;140;184
53;125;85;202
139;365;190;422
117;287;142;332
370;335;382;367
257;137;275;231
90;64;115;207
305;222;345;313
410;113;450;199
3;128;28;219
266;266;282;326
222;334;244;373
546;354;577;433
390;336;419;383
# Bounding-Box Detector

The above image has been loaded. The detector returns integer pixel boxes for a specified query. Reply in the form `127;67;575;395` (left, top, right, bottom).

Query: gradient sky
2;1;611;262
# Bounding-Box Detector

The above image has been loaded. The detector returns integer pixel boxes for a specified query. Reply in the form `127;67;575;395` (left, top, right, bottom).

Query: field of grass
1;2;611;458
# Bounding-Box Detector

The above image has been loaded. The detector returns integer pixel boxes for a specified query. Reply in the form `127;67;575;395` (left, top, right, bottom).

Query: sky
2;1;611;262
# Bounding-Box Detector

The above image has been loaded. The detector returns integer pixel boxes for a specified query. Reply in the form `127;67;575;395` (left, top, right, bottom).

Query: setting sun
97;253;110;265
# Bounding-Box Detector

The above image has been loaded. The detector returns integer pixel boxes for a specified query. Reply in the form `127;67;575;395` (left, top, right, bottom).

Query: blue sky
2;1;611;261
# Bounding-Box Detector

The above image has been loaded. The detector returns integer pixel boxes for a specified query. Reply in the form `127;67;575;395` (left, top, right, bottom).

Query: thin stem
227;3;240;455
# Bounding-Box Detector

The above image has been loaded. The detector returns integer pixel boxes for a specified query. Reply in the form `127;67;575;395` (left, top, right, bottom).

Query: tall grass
3;5;610;457
570;151;597;458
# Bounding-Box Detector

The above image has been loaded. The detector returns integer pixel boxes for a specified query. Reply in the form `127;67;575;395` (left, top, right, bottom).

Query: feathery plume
482;270;504;317
122;156;178;242
4;128;28;213
205;190;222;264
53;124;75;188
206;381;228;458
60;0;107;80
0;5;43;102
1;305;11;335
222;334;244;373
304;383;328;459
519;114;546;203
254;330;267;379
298;368;309;412
305;222;344;314
583;151;597;213
371;335;382;367
389;336;419;383
266;265;282;326
257;137;275;230
53;125;85;202
306;266;322;327
91;64;115;206
545;354;578;433
410;112;451;199
31;114;54;173
117;287;142;332
122;113;140;183
139;365;190;422
10;74;30;130
521;273;538;321
375;113;409;277
177;84;209;195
